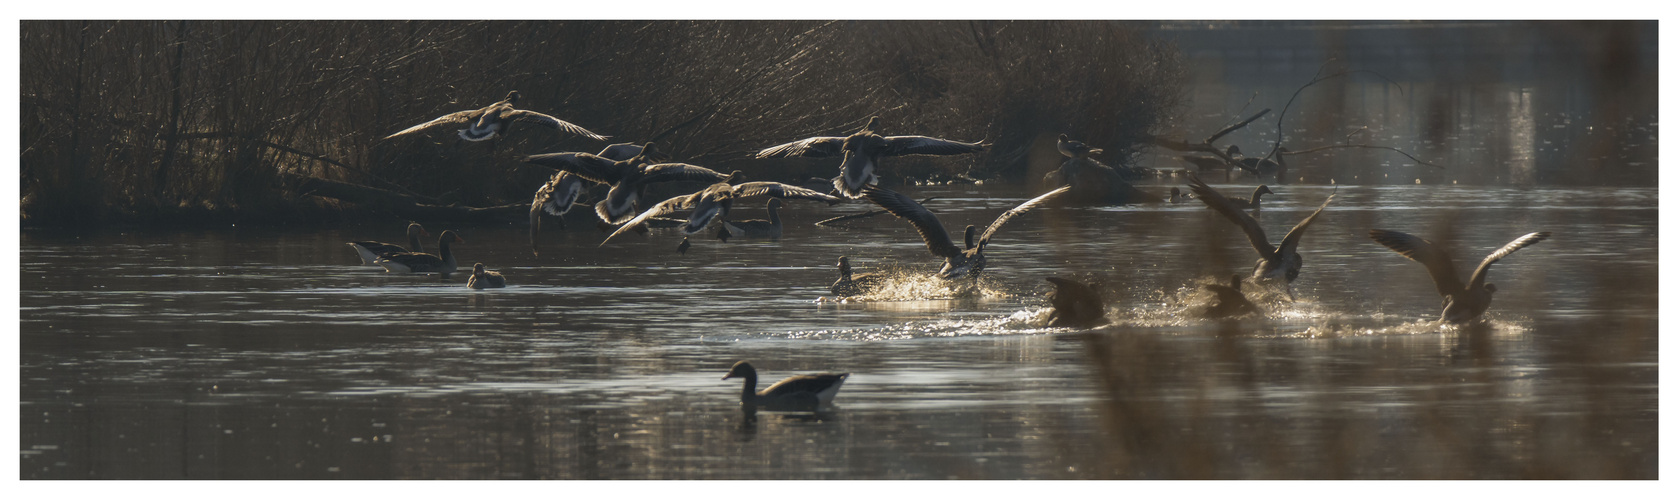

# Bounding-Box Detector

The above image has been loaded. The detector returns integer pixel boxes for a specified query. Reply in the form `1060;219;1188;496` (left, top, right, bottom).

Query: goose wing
1274;193;1336;257
504;109;609;140
597;143;647;162
383;109;480;139
733;181;845;204
600;192;703;247
862;185;962;259
520;152;627;184
759;373;848;397
636;163;731;185
1187;175;1275;258
882;136;987;157
978;186;1070;248
1465;232;1551;292
756;136;846;158
1368;229;1465;298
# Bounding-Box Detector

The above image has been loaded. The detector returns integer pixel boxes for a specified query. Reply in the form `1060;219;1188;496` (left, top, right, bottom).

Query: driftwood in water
283;172;524;222
816;197;937;226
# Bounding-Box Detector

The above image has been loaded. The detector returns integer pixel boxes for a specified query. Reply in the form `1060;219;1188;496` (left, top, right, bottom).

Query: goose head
722;361;757;381
504;90;521;103
1254;185;1274;197
962;225;978;250
439;230;465;245
407;222;431;238
473;263;487;275
837;256;853;275
1226;145;1242;157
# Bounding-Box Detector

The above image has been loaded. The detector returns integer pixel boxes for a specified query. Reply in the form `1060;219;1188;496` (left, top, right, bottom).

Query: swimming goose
1168;187;1188;204
1368;229;1551;324
522;142;732;225
1203;274;1260;319
1045;277;1106;328
383;90;607;142
529;143;657;255
863;184;1071;280
720;198;784;240
756;116;986;198
722;361;848;408
601;174;843;247
830;256;887;296
1187;175;1333;288
348;222;429;265
466;263;506;289
1227;145;1289;180
1056;133;1103;158
375;230;465;278
1226;185;1274;211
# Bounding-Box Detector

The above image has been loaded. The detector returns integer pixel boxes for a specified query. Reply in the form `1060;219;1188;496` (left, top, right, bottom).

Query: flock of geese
350;90;1551;408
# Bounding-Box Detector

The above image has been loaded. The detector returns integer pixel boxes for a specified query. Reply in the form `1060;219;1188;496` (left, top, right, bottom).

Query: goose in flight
1187;175;1333;289
521;142;732;225
863;184;1070;280
383;90;607;142
756;116;986;198
1368;229;1550;324
600;174;843;247
528;143;660;255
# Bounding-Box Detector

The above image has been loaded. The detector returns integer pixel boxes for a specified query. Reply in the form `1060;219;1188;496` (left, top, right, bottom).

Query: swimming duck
1203;274;1260;319
722;361;849;408
375;230;465;278
383;90;608;142
529;143;657;255
830;256;887;297
1368;229;1550;324
1187;175;1333;290
756;116;987;198
1226;184;1275;211
466;263;506;289
601;174;843;247
720;198;784;240
348;222;429;265
1045;277;1106;328
863;184;1070;280
522;142;732;225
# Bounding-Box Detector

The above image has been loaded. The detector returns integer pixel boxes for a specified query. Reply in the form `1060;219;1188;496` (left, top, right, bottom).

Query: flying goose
830;256;887;297
1045;277;1106;328
756;116;987;198
375;230;465;278
383;90;607;142
1187;174;1333;289
863;184;1071;279
601;174;842;247
348;222;429;265
1202;274;1260;319
522;142;732;225
1368;229;1551;324
720;198;784;240
529;143;658;255
466;263;506;289
722;361;848;408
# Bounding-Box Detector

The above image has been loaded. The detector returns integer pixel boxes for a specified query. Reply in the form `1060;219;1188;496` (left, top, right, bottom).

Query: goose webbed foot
717;226;734;243
676;237;691;255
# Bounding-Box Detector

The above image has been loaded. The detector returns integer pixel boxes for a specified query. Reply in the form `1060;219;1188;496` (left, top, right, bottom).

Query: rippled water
18;183;1656;479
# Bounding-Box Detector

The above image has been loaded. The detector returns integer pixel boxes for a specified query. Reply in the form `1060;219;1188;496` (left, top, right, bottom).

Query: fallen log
283;172;525;222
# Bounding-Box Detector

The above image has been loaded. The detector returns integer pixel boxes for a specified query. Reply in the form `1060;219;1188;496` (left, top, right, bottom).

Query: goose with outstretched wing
1187;174;1333;290
756;116;986;198
528;143;657;255
522;142;731;225
1368;229;1550;324
384;90;607;142
863;185;1070;280
601;175;843;247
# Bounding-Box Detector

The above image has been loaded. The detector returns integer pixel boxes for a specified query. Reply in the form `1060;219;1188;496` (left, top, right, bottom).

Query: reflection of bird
375;230;465;278
1368;229;1550;324
722;361;848;408
1203;274;1259;319
756;116;986;198
720;198;784;240
830;256;886;297
348;222;429;265
522;142;731;225
1226;185;1274;211
529;143;654;255
466;263;506;289
1045;277;1106;328
864;185;1070;279
1188;175;1333;290
383;90;607;142
601;174;842;247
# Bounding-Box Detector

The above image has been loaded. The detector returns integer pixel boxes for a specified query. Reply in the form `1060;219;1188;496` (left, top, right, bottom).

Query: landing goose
466;263;506;289
375;230;465;278
863;185;1070;279
1203;274;1260;319
522;142;731;225
1187;174;1333;289
529;143;655;255
348;222;429;265
601;174;842;247
722;361;848;408
830;256;887;297
720;198;784;240
1368;229;1550;324
383;90;607;142
1045;277;1106;328
756;116;986;198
